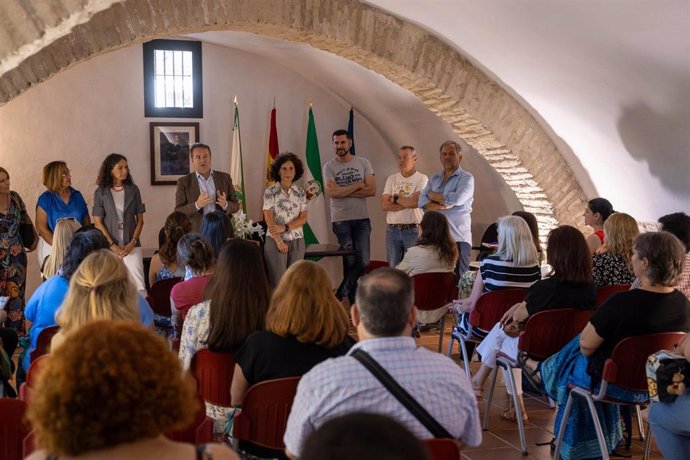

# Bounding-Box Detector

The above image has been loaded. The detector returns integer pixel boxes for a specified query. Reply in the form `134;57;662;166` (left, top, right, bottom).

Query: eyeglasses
62;170;72;178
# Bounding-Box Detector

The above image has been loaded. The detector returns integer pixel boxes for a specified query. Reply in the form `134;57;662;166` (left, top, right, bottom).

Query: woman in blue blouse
35;161;90;265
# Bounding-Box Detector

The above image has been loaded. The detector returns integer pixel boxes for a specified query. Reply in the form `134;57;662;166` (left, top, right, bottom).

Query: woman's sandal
522;358;542;389
501;406;529;423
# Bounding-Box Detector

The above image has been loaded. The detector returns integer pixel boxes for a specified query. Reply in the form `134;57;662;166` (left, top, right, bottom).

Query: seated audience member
170;233;214;334
0;324;18;396
179;239;269;431
396;211;457;325
583;197;614;254
537;231;690;460
40;217;80;280
472;225;596;422
231;260;354;406
656;212;690;299
456;215;541;345
300;412;430;460
25;321;238;460
512;210;544;263
648;332;690;460
592;212;638;287
22;228;109;373
51;250;141;350
201;210;234;257
283;268;481;458
148;211;190;287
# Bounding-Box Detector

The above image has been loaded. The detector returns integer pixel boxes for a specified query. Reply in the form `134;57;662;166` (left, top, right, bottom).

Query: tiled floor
416;314;663;459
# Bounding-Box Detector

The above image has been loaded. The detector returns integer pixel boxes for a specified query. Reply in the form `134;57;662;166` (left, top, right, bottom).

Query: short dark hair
96;153;134;188
546;225;593;284
332;129;350;139
634;231;686;286
439;140;462;153
355;268;413;337
200;211;234;256
176;233;215;275
190;142;211;156
659;212;690;252
587;198;614;222
61;229;110;280
270;152;305;182
301;413;429;460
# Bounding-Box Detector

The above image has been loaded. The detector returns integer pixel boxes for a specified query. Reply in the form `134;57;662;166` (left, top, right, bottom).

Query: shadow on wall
617;101;690;193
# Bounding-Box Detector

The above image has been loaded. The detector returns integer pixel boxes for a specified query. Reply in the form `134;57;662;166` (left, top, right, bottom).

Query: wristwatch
284;224;289;232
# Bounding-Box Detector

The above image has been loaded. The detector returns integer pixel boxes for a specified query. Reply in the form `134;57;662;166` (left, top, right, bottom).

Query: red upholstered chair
190;349;235;407
0;398;30;460
596;284;631;307
232;376;301;459
554;332;686;460
413;272;458;353
484;308;594;455
29;325;59;363
364;260;389;274
424;438;462;460
166;394;214;444
146;277;181;317
446;288;528;378
19;354;49;403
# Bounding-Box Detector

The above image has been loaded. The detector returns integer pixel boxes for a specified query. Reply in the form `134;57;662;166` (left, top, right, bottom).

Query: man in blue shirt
418;141;474;277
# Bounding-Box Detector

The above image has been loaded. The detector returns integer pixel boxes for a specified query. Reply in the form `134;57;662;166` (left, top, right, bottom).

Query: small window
143;39;203;118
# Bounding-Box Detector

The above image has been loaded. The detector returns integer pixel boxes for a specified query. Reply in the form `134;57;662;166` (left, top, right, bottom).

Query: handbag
502;319;524;338
646;350;689;403
351;348;452;438
10;193;35;248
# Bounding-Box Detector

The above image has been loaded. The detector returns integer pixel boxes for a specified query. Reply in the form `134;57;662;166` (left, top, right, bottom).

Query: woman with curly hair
262;152;308;288
93;153;146;293
231;260;354;405
592;212;638;287
396;211;458;324
26;320;238;460
148;211;190;287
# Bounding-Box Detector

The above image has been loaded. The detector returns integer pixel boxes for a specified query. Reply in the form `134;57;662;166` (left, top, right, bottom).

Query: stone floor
416;313;663;459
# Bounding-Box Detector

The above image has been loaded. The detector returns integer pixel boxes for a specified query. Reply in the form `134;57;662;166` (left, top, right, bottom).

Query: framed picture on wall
149;122;199;185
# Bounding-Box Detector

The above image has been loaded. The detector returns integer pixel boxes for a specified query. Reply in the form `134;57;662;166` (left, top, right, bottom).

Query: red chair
166;394;214;444
596;284;631;307
190;349;235;407
553;331;686;460
364;260;388;274
29;325;59;363
424;438;462;459
484;308;595;455
232;376;301;458
146;277;181;317
446;288;528;378
413;272;458;353
19;354;49;403
0;398;30;460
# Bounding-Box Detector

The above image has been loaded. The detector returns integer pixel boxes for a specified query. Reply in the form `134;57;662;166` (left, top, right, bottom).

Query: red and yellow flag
265;107;280;185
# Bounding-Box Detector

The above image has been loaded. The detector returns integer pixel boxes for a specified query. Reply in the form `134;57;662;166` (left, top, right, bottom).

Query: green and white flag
230;99;247;213
303;106;328;245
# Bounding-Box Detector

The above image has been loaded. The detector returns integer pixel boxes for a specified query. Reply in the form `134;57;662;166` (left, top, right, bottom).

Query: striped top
479;254;541;292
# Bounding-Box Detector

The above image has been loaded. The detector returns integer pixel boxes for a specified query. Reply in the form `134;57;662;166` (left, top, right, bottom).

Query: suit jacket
92;184;145;246
175;170;239;231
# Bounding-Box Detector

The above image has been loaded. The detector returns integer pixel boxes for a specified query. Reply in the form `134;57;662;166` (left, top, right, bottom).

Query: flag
347;107;356;155
230;99;247;213
303;106;328;246
265;106;280;186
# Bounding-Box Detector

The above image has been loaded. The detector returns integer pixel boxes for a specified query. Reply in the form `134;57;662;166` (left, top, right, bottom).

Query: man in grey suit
175;143;240;231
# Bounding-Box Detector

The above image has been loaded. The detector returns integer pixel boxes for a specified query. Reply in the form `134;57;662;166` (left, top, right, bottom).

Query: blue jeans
332;218;371;303
385;225;419;267
649;392;690;460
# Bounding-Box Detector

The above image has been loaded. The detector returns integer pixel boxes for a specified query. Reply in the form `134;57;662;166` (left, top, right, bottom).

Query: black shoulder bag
351;348;452;438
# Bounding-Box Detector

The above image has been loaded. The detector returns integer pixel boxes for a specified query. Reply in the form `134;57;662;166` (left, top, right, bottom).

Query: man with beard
323;129;376;304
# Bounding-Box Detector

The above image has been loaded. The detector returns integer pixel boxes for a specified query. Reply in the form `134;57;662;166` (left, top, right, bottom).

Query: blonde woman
51;250;139;350
231;260;354;406
40;217;80;280
592;212;638;287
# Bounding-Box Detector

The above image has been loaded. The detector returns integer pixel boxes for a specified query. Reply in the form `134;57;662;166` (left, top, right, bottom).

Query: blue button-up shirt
418;167;474;244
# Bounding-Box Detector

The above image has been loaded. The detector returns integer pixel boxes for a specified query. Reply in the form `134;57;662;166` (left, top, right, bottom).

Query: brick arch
0;0;588;232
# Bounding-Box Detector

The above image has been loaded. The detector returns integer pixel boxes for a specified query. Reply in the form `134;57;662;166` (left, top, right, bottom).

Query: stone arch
0;0;588;233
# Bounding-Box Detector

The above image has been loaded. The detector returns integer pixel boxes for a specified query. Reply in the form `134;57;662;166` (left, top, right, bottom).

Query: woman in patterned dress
0;166;37;334
262;152;308;288
592;212;638;287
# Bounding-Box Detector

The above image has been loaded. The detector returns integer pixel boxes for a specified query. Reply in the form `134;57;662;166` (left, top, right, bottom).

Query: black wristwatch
284;224;289;232
393;194;399;204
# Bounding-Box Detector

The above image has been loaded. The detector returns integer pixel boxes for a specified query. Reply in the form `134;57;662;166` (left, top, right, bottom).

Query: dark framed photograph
149;122;199;185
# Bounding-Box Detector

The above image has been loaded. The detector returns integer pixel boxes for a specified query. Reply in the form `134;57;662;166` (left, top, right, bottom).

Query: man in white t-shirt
380;146;428;267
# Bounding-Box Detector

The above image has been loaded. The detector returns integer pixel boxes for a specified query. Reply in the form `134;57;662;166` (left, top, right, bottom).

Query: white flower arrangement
231;210;265;240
